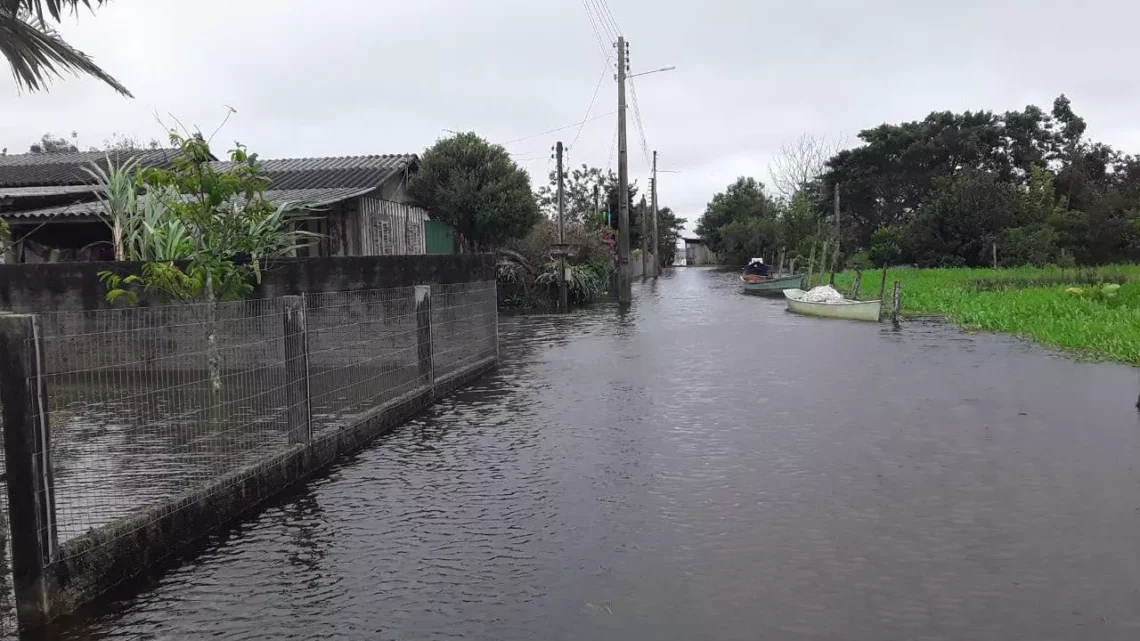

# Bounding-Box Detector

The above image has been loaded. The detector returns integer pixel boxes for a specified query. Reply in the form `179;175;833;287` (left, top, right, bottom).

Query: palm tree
0;0;131;96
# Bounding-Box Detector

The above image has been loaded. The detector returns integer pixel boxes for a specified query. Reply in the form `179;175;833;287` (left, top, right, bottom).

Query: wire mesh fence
0;280;497;581
431;281;498;380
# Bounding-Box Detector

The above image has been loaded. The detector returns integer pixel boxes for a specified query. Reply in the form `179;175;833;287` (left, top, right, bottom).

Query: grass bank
808;265;1140;365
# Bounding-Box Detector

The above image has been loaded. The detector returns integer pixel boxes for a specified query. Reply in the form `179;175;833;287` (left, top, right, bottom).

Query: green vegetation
697;95;1140;270
410;132;542;251
1;0;131;96
816;265;1140;365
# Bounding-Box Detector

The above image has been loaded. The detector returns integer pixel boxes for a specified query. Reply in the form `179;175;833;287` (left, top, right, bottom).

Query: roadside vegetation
412;132;685;311
818;265;1140;365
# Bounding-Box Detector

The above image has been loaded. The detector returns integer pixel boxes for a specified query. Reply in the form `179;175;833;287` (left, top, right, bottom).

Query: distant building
0;150;452;263
682;237;718;266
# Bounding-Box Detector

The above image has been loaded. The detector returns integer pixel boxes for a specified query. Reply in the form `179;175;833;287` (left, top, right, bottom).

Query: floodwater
44;267;1140;640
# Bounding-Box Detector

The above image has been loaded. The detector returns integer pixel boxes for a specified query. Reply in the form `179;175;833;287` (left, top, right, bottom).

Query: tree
768;133;846;201
903;170;1023;267
29;131;77;153
537;163;613;224
655;206;685;266
695;177;780;262
409;132;541;250
101;132;161;152
1;0;131;96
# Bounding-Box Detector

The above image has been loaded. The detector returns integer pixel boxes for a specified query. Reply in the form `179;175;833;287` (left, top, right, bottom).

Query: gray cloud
4;0;1138;234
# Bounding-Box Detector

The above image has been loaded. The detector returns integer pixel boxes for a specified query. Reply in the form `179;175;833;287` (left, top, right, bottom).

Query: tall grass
814;265;1140;365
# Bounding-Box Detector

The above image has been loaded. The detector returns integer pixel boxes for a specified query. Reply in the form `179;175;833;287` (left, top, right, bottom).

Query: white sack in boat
802;285;845;303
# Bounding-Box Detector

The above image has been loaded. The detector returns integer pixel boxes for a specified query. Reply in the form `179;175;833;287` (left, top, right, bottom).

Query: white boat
783;288;882;322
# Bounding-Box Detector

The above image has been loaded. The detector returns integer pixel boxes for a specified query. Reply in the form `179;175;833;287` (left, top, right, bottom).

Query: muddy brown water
23;267;1140;640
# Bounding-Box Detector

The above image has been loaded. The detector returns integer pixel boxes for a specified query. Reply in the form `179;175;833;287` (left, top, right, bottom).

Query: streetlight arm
628;65;677;79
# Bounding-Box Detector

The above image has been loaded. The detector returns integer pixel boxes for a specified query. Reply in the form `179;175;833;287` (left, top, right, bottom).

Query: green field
805;265;1140;365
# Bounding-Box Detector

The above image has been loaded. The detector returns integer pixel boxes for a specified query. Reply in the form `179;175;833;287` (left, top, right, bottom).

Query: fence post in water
282;296;312;445
891;280;903;326
789;258;797;277
878;265;889;319
0;313;59;630
415;286;435;392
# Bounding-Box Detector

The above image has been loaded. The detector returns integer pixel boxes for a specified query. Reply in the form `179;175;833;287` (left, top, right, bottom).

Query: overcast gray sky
3;0;1139;232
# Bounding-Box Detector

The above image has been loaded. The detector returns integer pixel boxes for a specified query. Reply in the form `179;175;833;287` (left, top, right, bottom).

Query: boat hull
740;274;805;295
783;289;882;322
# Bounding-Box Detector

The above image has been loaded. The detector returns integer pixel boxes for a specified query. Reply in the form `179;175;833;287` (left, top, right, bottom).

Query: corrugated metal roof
212;154;417;190
1;187;377;220
0;185;98;198
0;148;182;187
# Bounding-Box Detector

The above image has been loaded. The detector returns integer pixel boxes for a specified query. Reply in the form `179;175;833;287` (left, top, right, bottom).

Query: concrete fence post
0;314;59;630
415;286;434;392
282;296;312;445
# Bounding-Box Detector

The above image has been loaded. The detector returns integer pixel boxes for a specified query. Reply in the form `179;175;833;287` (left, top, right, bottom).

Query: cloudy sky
3;0;1138;232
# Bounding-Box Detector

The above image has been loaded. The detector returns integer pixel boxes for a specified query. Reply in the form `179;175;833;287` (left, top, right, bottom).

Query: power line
580;0;614;61
606;115;618;174
499;111;615;146
628;79;652;167
569;62;610;150
591;0;622;38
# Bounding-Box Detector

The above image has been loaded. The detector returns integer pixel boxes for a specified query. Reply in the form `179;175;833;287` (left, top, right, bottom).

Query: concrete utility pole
616;36;631;305
651;150;659;278
556;141;567;312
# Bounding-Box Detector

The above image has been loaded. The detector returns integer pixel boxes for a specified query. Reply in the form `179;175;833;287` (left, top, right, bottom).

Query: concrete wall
0;254;495;313
0;255;498;632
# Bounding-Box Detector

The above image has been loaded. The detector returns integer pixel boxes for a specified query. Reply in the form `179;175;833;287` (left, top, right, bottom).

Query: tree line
697;95;1140;269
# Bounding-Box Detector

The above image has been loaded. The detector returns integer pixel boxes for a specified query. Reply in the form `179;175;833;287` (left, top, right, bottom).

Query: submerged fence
0;281;497;631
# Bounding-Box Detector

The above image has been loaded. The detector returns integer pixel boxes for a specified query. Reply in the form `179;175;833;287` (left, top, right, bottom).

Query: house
682;237;718;266
0;150;451;263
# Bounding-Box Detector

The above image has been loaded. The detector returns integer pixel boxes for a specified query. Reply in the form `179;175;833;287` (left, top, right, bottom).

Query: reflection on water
35;268;1140;640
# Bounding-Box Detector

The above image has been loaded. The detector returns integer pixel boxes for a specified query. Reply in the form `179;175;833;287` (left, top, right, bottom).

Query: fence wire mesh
430;281;498;380
5;281;496;570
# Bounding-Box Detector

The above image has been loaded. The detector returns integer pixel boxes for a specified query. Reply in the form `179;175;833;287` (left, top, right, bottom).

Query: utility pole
640;196;649;279
651;150;659;278
556;141;567;312
616;36;631;305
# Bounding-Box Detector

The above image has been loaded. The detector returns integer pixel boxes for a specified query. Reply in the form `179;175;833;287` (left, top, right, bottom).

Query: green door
424;220;455;254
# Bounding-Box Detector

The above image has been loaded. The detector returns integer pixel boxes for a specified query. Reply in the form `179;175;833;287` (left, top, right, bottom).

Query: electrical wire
569;62;610;151
606;116;619;174
580;0;614;61
628;79;653;167
499;111;615;147
591;0;622;39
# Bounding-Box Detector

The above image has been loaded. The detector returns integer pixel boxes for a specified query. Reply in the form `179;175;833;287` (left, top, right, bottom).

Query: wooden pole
850;267;863;300
828;240;840;286
877;265;889;318
830;183;841;286
789;258;797;277
816;241;828;289
778;247;785;275
992;242;998;269
891;280;903;325
806;242;816;288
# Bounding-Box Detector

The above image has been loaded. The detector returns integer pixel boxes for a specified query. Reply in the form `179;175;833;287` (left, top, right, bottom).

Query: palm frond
0;3;131;96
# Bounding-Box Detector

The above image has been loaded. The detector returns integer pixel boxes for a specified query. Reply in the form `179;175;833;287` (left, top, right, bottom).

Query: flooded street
56;267;1140;641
